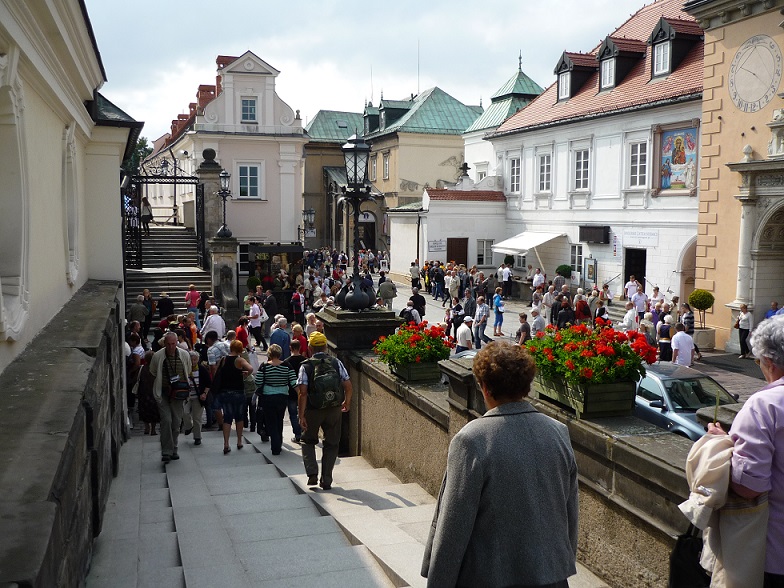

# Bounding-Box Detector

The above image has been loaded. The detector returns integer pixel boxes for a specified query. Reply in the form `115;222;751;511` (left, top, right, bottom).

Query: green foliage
504;255;515;267
373;322;454;369
246;276;261;292
122;136;153;175
688;289;715;329
556;264;572;278
688;289;715;311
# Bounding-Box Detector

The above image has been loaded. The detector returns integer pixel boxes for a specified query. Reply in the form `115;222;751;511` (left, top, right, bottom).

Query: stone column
209;237;239;323
195;148;223;244
734;196;756;307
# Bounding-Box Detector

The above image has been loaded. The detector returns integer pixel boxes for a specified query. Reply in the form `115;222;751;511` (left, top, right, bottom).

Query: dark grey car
634;364;740;441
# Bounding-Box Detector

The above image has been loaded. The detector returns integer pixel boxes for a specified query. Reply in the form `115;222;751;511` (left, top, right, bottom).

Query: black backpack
400;308;415;323
303;356;344;409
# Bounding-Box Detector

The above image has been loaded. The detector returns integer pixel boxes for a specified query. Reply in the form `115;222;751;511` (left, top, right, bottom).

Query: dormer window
653;41;671;76
558;72;571;100
241;97;257;123
600;58;615;89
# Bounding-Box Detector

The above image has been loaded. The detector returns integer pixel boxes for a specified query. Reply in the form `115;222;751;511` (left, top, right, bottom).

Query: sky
85;0;645;142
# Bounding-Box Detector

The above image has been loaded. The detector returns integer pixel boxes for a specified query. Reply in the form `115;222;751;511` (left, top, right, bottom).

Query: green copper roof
388;200;424;211
465;96;534;133
305;110;364;143
380;99;413;110
491;69;543;100
365;87;482;139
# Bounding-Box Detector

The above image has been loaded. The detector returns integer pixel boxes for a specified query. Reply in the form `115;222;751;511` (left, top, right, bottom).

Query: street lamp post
338;134;376;311
216;169;233;238
298;207;316;242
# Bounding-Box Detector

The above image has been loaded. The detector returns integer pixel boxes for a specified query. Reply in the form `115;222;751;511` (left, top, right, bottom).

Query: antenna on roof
370;65;374;104
417;39;420;96
519;50;522;72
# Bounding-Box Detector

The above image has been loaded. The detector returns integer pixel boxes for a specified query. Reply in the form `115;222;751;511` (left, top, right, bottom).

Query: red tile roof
494;0;702;136
564;52;598;68
664;17;704;36
426;188;506;202
607;37;647;54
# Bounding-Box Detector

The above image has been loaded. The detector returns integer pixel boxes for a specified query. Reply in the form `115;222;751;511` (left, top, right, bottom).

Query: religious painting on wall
652;121;700;197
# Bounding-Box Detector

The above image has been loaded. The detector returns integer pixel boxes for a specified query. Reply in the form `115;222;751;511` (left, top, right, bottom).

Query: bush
504;255;515;267
246;276;261;292
688;289;715;329
556;264;572;278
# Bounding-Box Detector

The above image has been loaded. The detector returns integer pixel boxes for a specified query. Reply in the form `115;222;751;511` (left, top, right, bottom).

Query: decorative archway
0;47;30;341
675;235;697;301
752;202;784;315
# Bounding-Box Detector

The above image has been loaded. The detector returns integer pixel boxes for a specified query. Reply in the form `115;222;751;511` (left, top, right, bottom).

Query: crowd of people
124;282;353;491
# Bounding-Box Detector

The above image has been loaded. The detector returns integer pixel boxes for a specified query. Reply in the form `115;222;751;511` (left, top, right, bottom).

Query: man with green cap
297;331;352;490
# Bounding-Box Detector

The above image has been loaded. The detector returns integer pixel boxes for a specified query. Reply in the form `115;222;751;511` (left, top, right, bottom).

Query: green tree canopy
123;136;152;175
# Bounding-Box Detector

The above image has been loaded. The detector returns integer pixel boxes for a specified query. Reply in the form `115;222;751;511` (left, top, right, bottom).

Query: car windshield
664;377;736;412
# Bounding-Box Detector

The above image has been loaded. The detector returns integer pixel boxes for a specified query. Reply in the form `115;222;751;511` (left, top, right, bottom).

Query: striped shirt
255;363;296;396
475;303;490;325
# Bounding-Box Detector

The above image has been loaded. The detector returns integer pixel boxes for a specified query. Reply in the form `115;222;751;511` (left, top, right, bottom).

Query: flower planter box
532;375;636;419
391;361;441;382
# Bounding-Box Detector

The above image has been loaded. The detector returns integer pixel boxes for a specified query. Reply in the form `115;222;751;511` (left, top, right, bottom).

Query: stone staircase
124;225;211;316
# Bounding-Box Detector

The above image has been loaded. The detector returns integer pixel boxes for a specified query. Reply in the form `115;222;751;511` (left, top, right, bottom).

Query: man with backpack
297;331;352;490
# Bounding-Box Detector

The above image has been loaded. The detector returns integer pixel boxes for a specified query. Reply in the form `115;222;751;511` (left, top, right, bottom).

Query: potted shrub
688;288;716;351
504;254;515;268
246;276;261;292
525;320;657;418
373;321;454;382
556;264;572;278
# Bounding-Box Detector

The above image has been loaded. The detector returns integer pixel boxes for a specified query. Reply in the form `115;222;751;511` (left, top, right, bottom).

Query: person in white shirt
630;286;649;321
531;308;546;335
649;286;665;306
200;306;226;339
455;316;473;353
248;297;268;350
532;269;545;290
620;302;637;332
502;265;513;299
624;276;640;300
671;323;695;367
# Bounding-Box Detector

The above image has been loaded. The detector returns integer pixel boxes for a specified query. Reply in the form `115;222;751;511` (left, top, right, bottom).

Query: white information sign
623;229;659;248
428;239;447;252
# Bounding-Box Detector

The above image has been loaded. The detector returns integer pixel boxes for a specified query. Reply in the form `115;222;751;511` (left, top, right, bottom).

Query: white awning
491;231;566;255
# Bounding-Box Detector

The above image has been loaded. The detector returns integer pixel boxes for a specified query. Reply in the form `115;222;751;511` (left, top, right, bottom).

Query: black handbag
669;523;710;588
168;381;190;401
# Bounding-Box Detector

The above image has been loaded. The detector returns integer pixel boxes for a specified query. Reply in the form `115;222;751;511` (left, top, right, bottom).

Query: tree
688;289;715;329
122;136;153;176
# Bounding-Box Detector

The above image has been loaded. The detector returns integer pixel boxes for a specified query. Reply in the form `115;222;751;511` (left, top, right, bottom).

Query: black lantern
216;169;232;238
298;207;317;242
338;133;376;310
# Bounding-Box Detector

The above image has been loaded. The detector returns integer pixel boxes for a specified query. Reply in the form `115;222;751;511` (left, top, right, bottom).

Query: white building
146;51;306;245
486;0;703;298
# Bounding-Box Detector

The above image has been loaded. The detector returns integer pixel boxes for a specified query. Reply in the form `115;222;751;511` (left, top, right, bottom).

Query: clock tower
684;0;784;353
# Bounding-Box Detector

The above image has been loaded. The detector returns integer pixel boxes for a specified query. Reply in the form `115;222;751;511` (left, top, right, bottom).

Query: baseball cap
308;332;327;347
463;315;473;322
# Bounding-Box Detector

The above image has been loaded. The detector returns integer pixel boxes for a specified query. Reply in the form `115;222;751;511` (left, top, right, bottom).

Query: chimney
216;75;222;96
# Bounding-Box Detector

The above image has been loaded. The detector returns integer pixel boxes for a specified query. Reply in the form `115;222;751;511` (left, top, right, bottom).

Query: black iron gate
195;183;208;270
123;153;200;270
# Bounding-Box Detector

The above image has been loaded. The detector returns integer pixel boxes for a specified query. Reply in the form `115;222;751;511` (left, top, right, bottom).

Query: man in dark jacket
410;287;427;318
263;290;277;338
556;301;576;329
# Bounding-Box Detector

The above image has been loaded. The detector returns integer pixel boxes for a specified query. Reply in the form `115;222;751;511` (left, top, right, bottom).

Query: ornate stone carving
757;174;784;187
400;178;420;192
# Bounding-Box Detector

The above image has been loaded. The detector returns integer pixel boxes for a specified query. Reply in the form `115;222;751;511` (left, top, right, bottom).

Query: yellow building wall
697;10;784;349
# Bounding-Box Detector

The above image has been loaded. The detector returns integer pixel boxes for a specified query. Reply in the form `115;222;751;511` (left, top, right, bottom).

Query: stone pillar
195;148;224;245
209;237;240;323
734;197;756;307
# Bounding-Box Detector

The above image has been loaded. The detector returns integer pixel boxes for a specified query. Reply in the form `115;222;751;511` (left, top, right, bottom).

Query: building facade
684;0;784;351
486;0;704;296
147;51;306;245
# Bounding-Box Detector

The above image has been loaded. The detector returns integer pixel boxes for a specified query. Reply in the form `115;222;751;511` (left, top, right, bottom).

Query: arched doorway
676;236;697;302
752;205;784;318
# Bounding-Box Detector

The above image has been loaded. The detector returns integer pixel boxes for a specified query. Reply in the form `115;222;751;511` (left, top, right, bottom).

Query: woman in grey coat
422;341;579;587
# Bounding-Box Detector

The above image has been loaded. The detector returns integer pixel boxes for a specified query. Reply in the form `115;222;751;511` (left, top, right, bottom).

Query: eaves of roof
465;96;532;133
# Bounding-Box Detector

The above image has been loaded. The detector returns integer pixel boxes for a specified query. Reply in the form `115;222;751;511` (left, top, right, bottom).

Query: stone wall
0;281;126;587
352;354;693;588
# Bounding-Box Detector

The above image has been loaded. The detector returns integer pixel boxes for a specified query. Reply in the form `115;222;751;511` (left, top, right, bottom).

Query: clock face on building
729;35;782;113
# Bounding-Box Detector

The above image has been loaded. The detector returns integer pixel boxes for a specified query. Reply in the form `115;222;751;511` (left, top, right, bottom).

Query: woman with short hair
255;344;297;455
422;341;578;587
709;316;784;585
184;284;201;329
215;340;254;454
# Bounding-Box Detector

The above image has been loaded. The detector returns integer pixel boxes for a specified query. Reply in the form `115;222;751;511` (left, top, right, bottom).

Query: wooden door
447;238;468;266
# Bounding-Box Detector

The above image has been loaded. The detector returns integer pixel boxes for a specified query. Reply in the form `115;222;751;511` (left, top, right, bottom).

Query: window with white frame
477;239;494;266
382;153;389;180
516;254;526;269
600;58;615;89
573;149;590;190
629;142;647;187
238;163;262;199
478;171;487;181
558;72;570;100
241;98;257;122
370;156;377;181
538;153;552;192
570;244;583;273
653;42;671;76
509;157;521;192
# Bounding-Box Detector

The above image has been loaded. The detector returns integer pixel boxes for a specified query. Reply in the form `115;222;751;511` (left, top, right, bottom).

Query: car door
635;376;670;429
